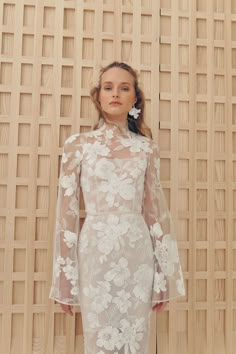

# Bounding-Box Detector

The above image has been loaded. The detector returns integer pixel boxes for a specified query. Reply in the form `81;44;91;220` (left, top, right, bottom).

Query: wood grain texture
0;0;235;353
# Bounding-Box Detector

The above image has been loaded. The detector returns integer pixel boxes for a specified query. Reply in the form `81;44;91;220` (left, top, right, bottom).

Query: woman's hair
90;61;152;138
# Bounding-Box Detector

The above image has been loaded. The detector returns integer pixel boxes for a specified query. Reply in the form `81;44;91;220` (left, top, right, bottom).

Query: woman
50;61;185;353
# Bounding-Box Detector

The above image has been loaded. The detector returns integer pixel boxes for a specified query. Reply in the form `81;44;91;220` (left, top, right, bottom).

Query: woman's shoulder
64;133;81;146
135;133;159;150
63;129;102;150
149;138;159;150
63;132;86;154
64;129;97;144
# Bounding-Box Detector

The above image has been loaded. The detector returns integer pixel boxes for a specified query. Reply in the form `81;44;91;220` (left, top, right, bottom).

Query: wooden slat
225;2;234;354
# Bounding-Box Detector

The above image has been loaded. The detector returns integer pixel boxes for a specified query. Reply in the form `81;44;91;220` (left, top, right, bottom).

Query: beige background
0;0;235;353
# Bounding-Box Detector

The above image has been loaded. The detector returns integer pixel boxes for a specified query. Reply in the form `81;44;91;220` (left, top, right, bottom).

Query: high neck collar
99;118;131;137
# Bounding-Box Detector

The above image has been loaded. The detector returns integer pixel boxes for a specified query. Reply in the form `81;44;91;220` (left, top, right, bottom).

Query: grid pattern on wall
1;0;236;353
159;1;236;354
0;1;160;353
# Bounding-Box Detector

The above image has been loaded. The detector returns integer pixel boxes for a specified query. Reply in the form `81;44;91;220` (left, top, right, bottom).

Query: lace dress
50;121;185;354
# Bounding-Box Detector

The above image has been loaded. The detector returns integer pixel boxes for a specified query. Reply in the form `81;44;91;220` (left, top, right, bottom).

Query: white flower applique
150;222;163;238
62;257;78;281
122;215;144;247
62;148;82;167
112;289;132;313
65;134;80;145
91;216;144;264
60;172;77;196
94;158;137;206
87;312;100;329
78;231;89;253
83;281;112;314
63;230;77;248
133;264;153;302
120;137;151;153
92;215;129;263
153;272;167;294
154;235;179;276
105;128;114;140
61;151;69;164
62;257;78;296
104;257;131;287
55;256;65;277
75;149;83;164
94;158;116;180
100;174;136;207
126;226;143;247
84;141;110;165
96;326;120;351
154;156;160;174
129;158;147;179
117;318;146;353
85;128;103;139
67;195;80;217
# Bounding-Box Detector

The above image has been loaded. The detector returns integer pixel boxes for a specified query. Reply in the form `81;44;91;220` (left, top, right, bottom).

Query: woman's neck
103;117;128;129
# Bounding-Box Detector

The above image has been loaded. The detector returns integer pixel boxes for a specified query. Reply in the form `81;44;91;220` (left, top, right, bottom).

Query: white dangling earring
128;104;141;119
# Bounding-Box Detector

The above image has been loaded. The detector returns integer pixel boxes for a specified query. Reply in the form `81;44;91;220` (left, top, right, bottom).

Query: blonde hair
90;62;152;138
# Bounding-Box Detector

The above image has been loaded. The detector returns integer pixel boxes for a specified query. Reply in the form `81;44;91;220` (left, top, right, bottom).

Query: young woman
50;61;185;353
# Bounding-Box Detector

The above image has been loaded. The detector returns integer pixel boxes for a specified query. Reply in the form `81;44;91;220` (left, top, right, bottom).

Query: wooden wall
0;0;235;353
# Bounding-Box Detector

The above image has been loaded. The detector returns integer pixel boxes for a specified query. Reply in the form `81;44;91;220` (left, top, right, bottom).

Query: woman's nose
112;88;119;97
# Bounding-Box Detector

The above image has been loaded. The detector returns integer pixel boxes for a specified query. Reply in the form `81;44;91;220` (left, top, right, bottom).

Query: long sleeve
142;142;185;303
49;134;82;305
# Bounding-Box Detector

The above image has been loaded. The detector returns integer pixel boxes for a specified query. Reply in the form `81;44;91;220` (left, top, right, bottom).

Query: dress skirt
78;212;154;354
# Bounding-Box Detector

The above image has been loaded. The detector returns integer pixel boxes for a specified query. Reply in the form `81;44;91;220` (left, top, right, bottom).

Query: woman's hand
60;303;74;316
152;301;168;312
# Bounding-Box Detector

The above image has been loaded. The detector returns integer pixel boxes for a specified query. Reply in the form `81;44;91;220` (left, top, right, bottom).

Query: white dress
50;121;185;354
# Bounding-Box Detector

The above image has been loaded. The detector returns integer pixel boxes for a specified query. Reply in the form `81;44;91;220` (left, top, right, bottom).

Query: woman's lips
109;102;122;106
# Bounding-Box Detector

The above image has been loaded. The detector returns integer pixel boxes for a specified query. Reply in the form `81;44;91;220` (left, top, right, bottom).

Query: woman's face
99;67;136;122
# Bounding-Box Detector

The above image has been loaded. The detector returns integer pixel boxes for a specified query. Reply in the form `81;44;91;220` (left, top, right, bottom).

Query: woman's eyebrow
102;81;132;85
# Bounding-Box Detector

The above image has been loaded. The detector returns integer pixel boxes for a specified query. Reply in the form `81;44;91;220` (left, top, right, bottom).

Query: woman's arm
49;134;83;306
142;142;185;304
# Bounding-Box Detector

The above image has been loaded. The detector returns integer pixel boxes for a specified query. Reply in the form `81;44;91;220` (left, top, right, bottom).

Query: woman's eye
121;87;129;91
103;86;112;90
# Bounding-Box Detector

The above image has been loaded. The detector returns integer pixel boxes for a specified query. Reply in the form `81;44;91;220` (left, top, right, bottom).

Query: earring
129;104;141;119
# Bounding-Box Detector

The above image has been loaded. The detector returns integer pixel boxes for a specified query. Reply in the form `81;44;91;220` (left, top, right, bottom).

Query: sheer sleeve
142;142;185;303
49;134;83;305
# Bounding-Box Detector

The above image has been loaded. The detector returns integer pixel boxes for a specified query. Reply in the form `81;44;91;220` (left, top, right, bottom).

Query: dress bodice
79;123;151;215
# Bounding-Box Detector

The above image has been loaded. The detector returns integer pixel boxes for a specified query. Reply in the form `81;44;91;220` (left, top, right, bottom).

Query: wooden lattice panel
0;1;161;353
1;0;235;353
159;0;236;353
